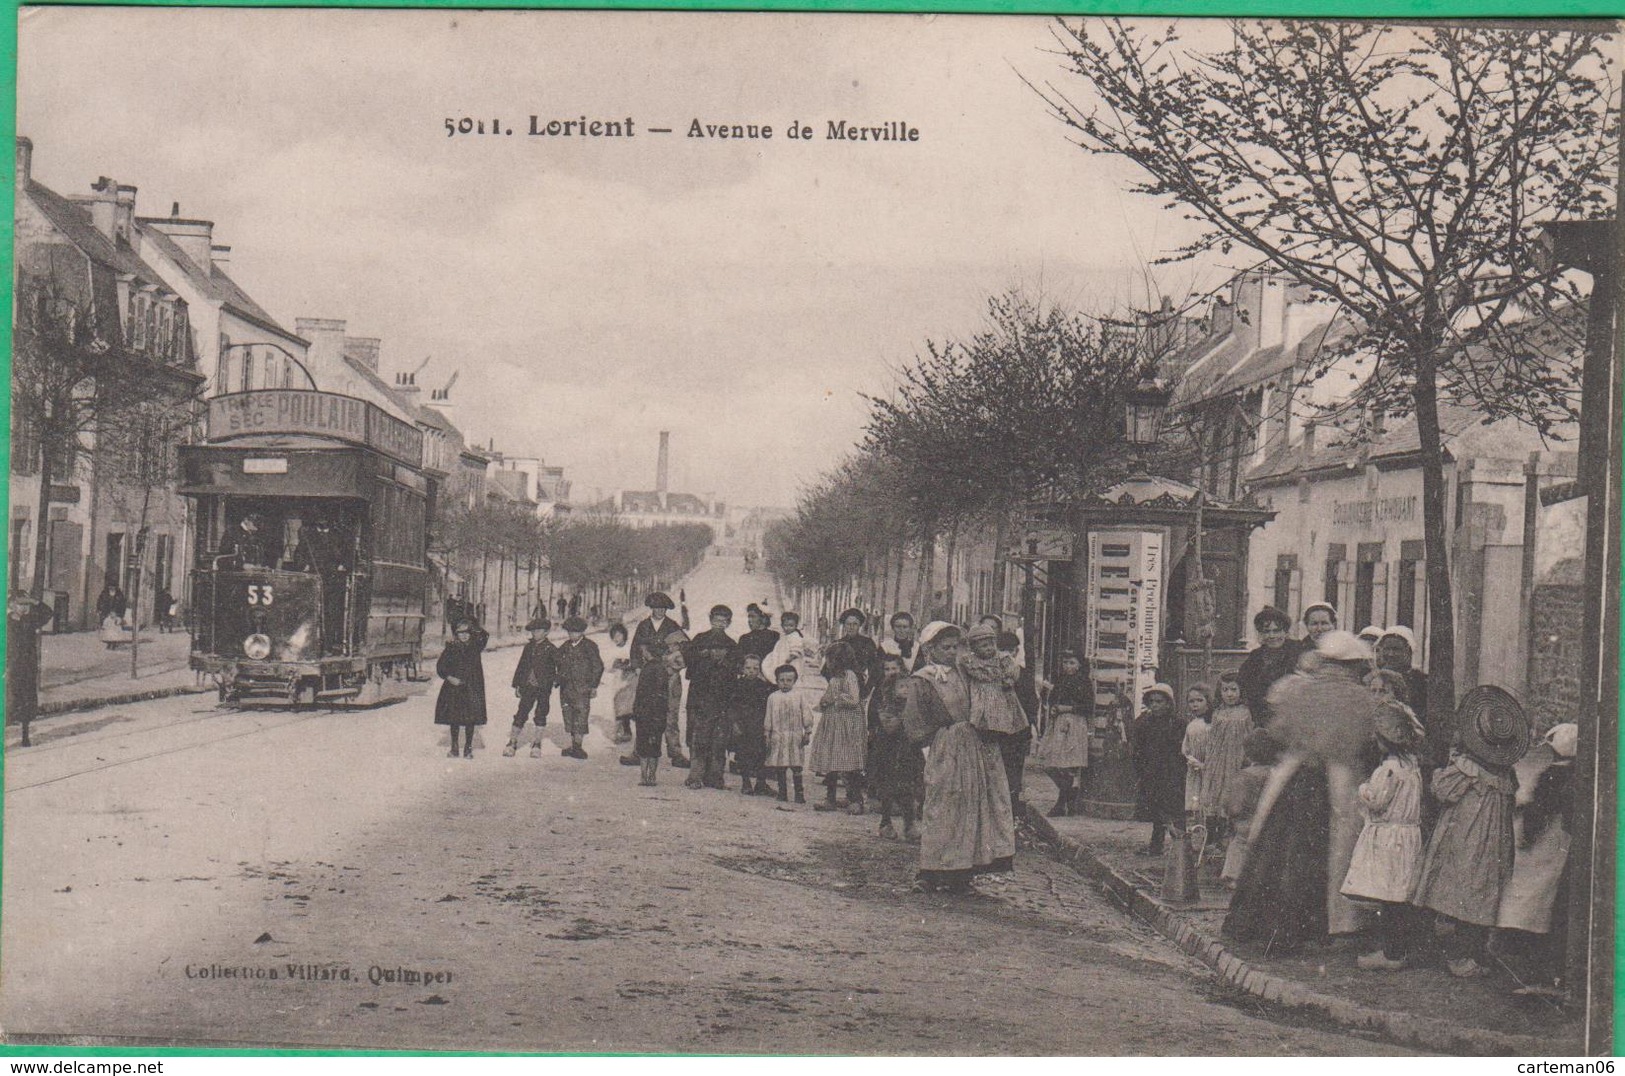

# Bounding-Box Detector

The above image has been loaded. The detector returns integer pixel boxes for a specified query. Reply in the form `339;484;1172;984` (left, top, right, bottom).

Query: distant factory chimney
656;431;670;511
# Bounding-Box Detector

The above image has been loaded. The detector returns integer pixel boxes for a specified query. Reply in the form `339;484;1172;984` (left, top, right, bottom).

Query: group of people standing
1123;600;1572;987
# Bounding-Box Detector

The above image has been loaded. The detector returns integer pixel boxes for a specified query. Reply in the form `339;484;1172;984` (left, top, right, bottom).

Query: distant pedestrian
633;635;688;787
96;580;128;623
435;619;489;759
765;611;817;686
831;608;881;695
1224;630;1379;948
1181;685;1215;816
1237;605;1301;723
1413;688;1529;978
727;653;776;796
630;591;688;767
1202;673;1252;841
1131;683;1186;856
1221;729;1279;885
504;618;557;758
737;604;780;662
1343;674;1427;971
959;622;1031;807
556;595;568;620
685;605;740;790
1033;651;1092;818
867;654;922;840
154;586;176;633
764;664;814;802
557;616;603;760
811;641;867;813
1302;601;1338;649
606;622;637;745
880;612;924;673
901;622;1015;894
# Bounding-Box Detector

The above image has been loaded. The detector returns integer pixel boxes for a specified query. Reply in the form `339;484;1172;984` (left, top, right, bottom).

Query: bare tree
1034;19;1620;712
10;250;200;744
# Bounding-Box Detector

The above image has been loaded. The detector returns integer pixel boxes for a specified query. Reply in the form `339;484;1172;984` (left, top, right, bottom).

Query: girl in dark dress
1131;683;1186;855
435;620;490;758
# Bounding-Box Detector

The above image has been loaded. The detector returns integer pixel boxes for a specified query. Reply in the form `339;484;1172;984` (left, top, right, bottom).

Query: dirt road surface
2;553;1409;1054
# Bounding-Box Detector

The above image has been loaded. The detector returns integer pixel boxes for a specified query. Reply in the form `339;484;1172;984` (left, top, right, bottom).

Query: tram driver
218;512;272;568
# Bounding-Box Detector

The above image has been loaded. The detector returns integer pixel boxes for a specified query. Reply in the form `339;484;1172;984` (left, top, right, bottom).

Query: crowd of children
1119;609;1575;991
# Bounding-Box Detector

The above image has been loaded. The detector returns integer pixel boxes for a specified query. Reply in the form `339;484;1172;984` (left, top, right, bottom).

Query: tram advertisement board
207;389;424;467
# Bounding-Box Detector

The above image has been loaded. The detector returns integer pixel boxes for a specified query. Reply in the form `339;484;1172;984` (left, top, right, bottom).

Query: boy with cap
684;605;740;789
630;591;690;767
504;617;558;758
556;616;604;760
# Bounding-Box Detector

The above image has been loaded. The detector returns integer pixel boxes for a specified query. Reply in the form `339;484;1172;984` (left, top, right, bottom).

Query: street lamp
1124;377;1172;446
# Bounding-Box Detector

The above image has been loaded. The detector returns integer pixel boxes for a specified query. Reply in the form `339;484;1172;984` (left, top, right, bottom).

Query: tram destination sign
207;390;424;467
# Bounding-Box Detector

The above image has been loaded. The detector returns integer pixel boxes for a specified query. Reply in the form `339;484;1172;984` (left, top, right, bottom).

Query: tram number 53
246;584;276;606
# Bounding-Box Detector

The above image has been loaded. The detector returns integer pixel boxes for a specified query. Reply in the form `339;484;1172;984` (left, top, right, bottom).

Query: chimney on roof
15;137;31;186
294;317;347;390
345;336;381;372
656;430;671;511
211;244;231;268
77;177;121;243
145;206;215;274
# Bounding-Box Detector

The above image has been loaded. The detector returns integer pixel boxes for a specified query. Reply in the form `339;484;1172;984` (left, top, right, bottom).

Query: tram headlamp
243;633;273;660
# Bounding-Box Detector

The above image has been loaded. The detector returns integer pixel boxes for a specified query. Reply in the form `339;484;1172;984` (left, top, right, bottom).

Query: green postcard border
0;0;1620;1060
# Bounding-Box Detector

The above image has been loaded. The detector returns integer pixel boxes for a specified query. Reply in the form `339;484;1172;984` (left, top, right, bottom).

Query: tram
180;388;433;706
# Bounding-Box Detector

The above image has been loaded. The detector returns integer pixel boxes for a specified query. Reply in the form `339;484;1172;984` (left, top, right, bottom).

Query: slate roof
24;181;172;290
136;221;301;343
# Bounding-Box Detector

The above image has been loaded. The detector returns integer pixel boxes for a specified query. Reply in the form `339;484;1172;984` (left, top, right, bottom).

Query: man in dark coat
1237;605;1303;724
684;604;740;789
556;615;604;760
629;591;690;766
504;617;558;758
436;620;490;758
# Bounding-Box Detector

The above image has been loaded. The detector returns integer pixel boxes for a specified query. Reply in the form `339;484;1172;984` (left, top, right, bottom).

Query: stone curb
1023;805;1568;1056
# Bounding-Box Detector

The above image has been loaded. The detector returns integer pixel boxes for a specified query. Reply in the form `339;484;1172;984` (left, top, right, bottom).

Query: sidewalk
13;627;538;736
1024;785;1581;1055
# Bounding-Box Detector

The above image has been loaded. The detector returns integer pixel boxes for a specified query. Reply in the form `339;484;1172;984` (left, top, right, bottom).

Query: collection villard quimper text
445;114;921;142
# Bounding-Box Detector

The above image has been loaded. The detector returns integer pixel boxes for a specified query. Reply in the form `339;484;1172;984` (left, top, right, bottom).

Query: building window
1273;553;1298;617
10;518;30;590
1324;543;1346;607
1396;539;1424;628
1354;541;1384;629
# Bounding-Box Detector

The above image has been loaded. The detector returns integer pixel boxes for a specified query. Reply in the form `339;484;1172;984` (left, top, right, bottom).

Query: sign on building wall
1085;528;1165;724
207;390;424;467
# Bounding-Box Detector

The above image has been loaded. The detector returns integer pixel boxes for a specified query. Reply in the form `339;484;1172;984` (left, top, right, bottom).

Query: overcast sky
18;8;1216;507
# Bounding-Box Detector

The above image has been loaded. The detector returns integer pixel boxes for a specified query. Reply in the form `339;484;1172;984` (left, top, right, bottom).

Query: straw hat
1315;629;1371;664
1456;685;1532;768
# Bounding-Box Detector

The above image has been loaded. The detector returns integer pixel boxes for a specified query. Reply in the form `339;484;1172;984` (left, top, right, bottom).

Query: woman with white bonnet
899;621;1016;894
1224;629;1380;948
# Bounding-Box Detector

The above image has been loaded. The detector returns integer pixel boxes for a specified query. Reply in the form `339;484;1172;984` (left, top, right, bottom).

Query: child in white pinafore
1342;669;1427;970
764;664;815;803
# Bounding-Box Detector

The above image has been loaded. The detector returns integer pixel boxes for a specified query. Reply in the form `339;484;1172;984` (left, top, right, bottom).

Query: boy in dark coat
1131;682;1186;855
728;652;777;795
867;654;923;840
556;615;604;760
684;605;740;789
505;617;558;758
436;620;490;758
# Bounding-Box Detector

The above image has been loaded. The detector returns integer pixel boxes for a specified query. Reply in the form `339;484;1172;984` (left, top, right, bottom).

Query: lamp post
1123;377;1173;473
